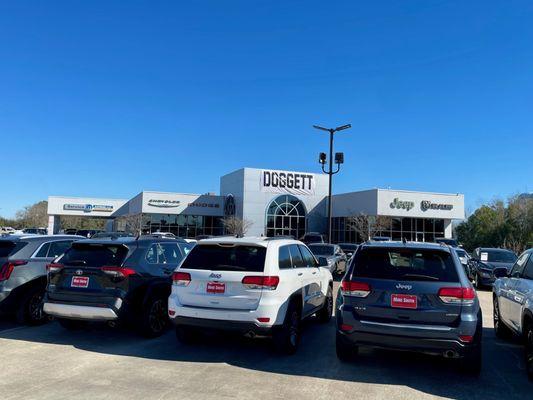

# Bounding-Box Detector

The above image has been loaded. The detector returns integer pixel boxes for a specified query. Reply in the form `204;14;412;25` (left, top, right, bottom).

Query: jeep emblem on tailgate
396;283;412;290
75;270;84;276
209;273;222;279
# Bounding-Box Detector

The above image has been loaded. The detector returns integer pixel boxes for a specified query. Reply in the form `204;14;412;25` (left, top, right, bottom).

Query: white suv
168;237;334;354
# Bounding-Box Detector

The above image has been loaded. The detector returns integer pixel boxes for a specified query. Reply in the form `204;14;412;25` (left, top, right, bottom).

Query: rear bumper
43;302;120;321
172;315;274;336
338;329;476;356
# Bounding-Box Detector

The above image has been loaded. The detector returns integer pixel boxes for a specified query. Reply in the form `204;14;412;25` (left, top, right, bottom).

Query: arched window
265;195;306;239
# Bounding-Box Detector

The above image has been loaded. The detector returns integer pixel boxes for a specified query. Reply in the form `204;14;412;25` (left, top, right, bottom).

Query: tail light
172;272;191;286
438;287;476;305
101;266;136;279
0;260;28;281
242;276;280;290
459;335;474;343
340;281;371;297
46;263;64;274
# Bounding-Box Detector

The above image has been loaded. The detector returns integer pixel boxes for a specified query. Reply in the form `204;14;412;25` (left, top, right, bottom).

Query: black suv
43;236;193;337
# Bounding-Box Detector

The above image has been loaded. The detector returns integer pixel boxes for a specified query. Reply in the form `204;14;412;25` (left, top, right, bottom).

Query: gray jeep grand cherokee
336;241;482;375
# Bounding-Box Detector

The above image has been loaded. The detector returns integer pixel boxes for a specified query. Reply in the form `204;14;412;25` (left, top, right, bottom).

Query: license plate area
391;294;417;309
71;276;89;288
206;282;225;294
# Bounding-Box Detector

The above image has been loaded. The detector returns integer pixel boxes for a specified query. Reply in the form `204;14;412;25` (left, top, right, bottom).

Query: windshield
483;250;517;263
59;243;129;267
352;247;459;282
340;244;358;251
308;245;334;256
455;249;467;257
180;244;266;272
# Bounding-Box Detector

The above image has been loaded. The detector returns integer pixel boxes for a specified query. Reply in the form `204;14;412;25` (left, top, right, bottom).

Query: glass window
180;245;266;272
352;247;459;282
146;244;164;264
48;241;73;258
434;219;444;233
510;253;530;278
424;219;434;233
523;255;533;280
59;243;128;267
308;244;334;256
401;218;412;232
486;250;517;263
34;242;51;258
278;245;292;269
159;242;184;264
288;244;305;268
299;245;318;268
392;218;401;231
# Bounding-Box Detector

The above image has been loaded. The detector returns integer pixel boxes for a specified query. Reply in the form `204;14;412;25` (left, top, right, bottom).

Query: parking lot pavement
0;287;530;400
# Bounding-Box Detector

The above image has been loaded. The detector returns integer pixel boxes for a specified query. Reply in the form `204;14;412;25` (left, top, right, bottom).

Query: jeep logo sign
389;198;414;211
260;170;315;195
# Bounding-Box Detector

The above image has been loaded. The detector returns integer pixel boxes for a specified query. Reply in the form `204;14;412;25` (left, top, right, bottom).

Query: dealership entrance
265;195;307;238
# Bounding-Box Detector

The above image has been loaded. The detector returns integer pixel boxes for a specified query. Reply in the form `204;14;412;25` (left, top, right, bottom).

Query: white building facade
47;167;465;243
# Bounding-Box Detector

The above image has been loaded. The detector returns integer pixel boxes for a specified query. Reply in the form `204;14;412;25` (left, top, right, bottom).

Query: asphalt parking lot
0;285;530;400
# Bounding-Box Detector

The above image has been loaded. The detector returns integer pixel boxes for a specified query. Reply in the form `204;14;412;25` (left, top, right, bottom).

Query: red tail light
438;287;476;305
340;281;371;297
459;335;474;343
242;276;280;290
0;260;28;281
172;272;191;286
340;323;354;332
46;263;64;274
101;266;136;279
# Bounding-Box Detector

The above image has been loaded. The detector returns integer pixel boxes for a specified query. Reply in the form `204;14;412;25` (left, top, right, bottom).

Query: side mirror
493;267;508;279
346;252;353;258
318;257;329;267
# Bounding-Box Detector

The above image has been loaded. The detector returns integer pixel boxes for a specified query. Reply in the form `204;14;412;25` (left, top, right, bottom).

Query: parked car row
2;232;532;379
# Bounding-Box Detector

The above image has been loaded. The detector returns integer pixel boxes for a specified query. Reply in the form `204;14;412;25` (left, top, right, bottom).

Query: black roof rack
264;235;295;241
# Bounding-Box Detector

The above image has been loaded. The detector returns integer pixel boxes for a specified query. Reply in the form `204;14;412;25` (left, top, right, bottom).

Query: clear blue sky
1;1;532;218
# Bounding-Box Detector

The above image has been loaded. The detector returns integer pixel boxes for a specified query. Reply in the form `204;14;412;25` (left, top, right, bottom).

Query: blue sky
1;1;532;218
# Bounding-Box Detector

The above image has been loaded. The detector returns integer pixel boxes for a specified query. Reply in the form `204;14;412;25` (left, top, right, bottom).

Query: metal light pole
313;124;351;242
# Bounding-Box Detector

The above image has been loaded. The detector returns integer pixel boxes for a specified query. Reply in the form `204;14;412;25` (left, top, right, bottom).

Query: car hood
480;261;514;270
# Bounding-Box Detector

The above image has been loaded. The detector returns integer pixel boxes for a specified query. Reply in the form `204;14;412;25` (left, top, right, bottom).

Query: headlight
479;269;492;277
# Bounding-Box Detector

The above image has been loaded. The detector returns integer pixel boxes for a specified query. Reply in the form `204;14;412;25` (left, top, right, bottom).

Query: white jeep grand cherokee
168;237;333;354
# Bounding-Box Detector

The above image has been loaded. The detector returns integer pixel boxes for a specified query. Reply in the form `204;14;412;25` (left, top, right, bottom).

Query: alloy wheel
28;292;44;322
148;299;167;334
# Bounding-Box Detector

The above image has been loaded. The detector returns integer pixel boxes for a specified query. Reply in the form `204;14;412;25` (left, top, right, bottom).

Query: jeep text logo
389;198;414;211
396;283;412;290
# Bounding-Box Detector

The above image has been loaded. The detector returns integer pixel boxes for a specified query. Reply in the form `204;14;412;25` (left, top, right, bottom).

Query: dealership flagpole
314;124;351;242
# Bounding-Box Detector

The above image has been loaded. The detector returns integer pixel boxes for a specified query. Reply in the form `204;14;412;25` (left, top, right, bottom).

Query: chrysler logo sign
421;200;453;211
147;199;181;208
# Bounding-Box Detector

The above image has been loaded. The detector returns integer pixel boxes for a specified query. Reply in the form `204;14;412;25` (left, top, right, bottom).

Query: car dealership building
47;167;465;242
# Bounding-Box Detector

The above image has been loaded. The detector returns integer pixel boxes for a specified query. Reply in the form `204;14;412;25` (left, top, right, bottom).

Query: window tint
523;255;533;280
351;247;459;282
60;244;128;267
34;242;51;258
510;253;530;278
180;244;266;272
180;243;194;256
278;245;292;269
47;241;72;258
289;245;305;268
146;244;164;264
308;245;334;256
159;242;184;264
299;245;317;268
485;250;517;263
0;241;27;257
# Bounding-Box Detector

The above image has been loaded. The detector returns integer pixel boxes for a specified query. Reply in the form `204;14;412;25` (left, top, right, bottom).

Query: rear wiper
401;273;440;281
64;260;87;266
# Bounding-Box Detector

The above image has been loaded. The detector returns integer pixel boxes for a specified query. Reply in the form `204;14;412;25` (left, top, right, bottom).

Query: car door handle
312;271;317;275
298;272;303;276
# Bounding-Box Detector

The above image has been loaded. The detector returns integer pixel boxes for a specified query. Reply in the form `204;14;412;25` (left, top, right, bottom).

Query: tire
57;318;87;330
524;321;533;381
493;296;512;340
272;300;301;355
175;325;197;345
139;296;168;338
316;286;333;323
336;330;358;362
473;273;483;290
16;287;47;326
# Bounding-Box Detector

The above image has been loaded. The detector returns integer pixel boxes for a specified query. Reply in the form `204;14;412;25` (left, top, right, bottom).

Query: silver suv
336;241;482;375
0;234;82;324
492;248;533;380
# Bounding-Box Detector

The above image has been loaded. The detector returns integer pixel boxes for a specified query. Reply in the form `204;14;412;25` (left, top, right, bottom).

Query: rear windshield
340;244;358;251
305;235;323;243
59;243;129;268
0;241;27;257
351;247;459;282
308;245;334;255
180;244;266;272
483;250;517;263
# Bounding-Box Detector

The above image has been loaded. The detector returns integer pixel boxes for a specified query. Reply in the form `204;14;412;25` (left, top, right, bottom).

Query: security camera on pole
313;123;351;242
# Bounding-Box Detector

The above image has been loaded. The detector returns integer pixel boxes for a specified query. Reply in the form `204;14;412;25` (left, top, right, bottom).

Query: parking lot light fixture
313;123;351;242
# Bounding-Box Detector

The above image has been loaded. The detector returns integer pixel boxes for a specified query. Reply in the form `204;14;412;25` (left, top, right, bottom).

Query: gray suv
336;241;482;375
492;248;533;380
0;234;82;324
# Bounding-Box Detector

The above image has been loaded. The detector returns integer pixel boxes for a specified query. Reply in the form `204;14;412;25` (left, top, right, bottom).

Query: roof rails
264;236;295;241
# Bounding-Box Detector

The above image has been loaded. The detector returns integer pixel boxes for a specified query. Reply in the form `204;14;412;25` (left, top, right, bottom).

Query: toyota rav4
168;237;334;354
